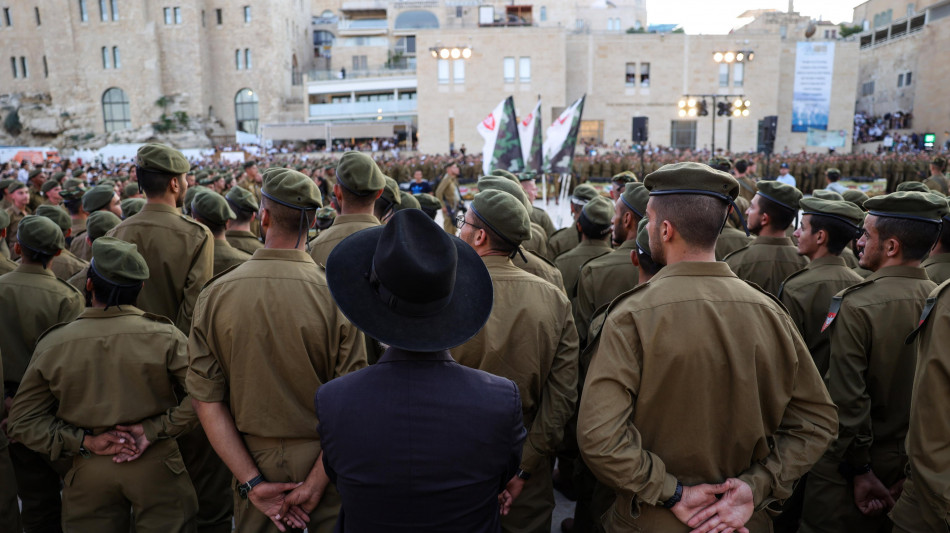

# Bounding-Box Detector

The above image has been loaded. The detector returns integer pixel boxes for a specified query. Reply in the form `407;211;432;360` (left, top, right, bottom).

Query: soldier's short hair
807;215;861;256
873;215;941;262
757;195;796;231
650;194;729;250
85;266;142;307
261;195;316;233
734;159;748;174
136;166;182;197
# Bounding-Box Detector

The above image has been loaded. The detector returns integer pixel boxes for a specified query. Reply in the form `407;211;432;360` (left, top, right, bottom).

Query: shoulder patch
142;312;175;326
820;280;873;332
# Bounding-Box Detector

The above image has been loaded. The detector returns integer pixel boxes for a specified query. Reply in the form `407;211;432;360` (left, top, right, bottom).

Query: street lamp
430;46;472;60
713;50;754;63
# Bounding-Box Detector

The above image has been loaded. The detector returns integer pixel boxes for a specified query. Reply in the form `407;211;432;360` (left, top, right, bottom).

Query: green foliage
626;27;647;34
174;111;189;126
839;24;864;38
672;28;685;34
3;108;22;136
155;96;169;109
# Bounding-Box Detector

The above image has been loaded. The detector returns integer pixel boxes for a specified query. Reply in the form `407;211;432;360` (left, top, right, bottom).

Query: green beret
195;170;210;181
87;210;123;240
198;176;216;186
841;189;869;211
470;189;531;246
136;143;190;174
183;186;209;214
611;171;638;184
7;181;26;193
316;206;337;220
826;167;841;178
122;183;140;198
191;190;236;226
99;179;116;189
91;237;149;285
707;157;732;172
621;182;649;218
0;209;8;229
477;176;531;211
517;171;537;182
811;189;844;201
635;217;651;255
491;169;519;183
756;180;802;211
243;160;258;169
17;215;64;254
896;181;931;193
644;162;739;201
226;186;258;213
381;176;402;206
395;191;421;211
0;179;14;194
442;160;459;171
416;193;442;211
580;196;614;233
864;191;949;223
572;184;599;204
35;205;71;232
262;169;322;210
82;184;116;213
41;180;60;194
72;168;84;178
800;198;865;228
60;179;85;201
120;198;146;219
51;171;65;182
28;168;43;179
261;166;285;186
336;152;385;196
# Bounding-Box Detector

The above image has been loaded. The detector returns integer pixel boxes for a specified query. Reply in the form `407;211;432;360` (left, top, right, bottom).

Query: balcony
338;18;388;35
309;99;418;120
308;68;416;81
340;0;388;11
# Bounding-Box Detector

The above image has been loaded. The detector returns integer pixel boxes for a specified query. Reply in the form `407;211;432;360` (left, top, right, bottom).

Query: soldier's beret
182;186;209;215
136;143;190;174
621;182;649;218
60;179;85;201
800;198;864;228
380;176;402;206
51;171;66;183
261;167;284;186
841;189;869;211
35;205;71;232
243;160;258;169
72;168;84;178
0;179;15;194
0;209;8;229
932;156;946;167
192;190;236;226
644;162;739;201
122;183;140;198
635;217;651;256
611;170;638;184
226;186;258;213
316;206;338;220
470;190;531;246
17;215;64;254
477;176;531;211
416;193;442;212
491;169;519;183
395;191;421;211
87;210;122;240
41;180;61;194
442;160;459;171
756;180;802;212
28;168;43;179
81;185;115;213
99;179;116;189
262;169;322;210
811;189;844;201
580;196;613;236
91;237;149;285
896;181;931;194
865;191;949;223
336;152;385;196
518;171;537;182
826;167;841;178
707;157;732;172
7;181;26;193
119;198;145;219
572;184;599;204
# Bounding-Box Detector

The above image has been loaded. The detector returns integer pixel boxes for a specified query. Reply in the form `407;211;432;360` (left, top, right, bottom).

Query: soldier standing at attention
555;196;613;300
521;171;556;237
715;196;753;261
454;189;579;533
4;182;32;261
189;169;366;533
577;162;837;533
734;159;758;202
0;215;84;533
70;184;123;261
920;202;950;284
9;238;199;532
191;191;252;276
224;186;264;255
67;210;122;292
434;160;462;234
725;181;808;297
800;191;945;533
309;152;384;266
34;205;88;282
923;156;949;195
608;171;637;201
0;210;14;274
547;184;599;260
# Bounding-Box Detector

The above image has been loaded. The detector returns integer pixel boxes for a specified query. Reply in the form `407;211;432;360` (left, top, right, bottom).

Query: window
20;57;27;78
215;8;222;25
102;87;131;132
235;50;242;69
733;62;744;87
35;7;41;25
719;63;729;87
102;46;110;68
42;56;47;77
394;10;439;29
579;120;604;143
906;72;912;85
164;7;172;24
519;57;531;83
111;0;118;20
503;57;515;83
861;80;875;96
540;6;546;21
453;59;465;83
234;88;259;134
10;57;16;78
174;7;181;24
640;62;650;87
437;59;449;84
395;36;416;55
3;7;10;26
244;49;251;69
243;5;251;23
113;47;120;68
456;6;462;17
201;9;205;26
898;73;904;87
625;63;636;86
99;0;108;21
670;120;697;150
352;55;367;71
79;0;88;22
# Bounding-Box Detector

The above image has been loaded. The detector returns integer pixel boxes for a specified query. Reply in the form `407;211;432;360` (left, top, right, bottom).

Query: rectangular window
670;120;697;150
79;0;88;22
898;73;904;87
111;0;118;20
456;6;462;17
35;7;41;25
244;6;251;23
244;49;251;69
625;62;636;86
541;6;547;21
906;72;912;85
102;46;110;68
733;62;744;87
42;55;47;77
519;57;531;83
640;62;650;87
719;63;729;87
453;59;465;83
174;7;181;24
20;57;27;78
352;55;367;71
2;7;10;26
10;57;16;78
113;47;120;68
201;9;205;26
215;8;222;25
99;0;108;21
437;59;449;84
164;7;172;24
235;49;242;69
503;57;515;83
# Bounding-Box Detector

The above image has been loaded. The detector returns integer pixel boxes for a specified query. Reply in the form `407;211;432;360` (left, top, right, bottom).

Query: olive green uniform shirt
187;248;366;440
921;252;950;285
524;223;550;258
0;254;15;275
574;239;639;345
547;227;580;260
715;227;754;261
555;239;612;299
108;202;214;333
69;232;92;262
825;265;935;468
4;206;29;261
530;206;556;237
308;213;379;267
578;262;837;525
212;239;251;276
737;176;758;202
67;265;88;293
0;264;83;391
923;173;949;195
49;249;88;282
224;229;263;255
778;256;863;376
840;247;860;269
451;255;579;474
514;249;566;294
725;235;809;297
8;307;196;460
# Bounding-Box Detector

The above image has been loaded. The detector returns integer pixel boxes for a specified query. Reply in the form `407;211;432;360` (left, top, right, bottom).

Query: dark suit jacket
315;348;526;533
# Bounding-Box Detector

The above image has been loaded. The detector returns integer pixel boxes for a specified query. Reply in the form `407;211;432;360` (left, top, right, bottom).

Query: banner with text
791;41;835;133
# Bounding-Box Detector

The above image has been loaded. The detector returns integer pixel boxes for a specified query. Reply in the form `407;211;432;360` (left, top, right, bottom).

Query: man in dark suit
318;209;527;533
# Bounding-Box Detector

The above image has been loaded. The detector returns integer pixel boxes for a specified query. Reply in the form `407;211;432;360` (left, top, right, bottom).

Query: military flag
477;96;524;175
543;95;585;174
518;98;543;174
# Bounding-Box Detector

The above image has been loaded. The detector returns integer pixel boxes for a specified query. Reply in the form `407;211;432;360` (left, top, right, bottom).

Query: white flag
543;95;585;174
477;98;507;175
518;99;542;166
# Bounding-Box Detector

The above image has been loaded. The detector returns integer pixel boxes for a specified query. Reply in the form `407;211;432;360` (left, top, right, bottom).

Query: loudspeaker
632;117;648;143
757;115;778;154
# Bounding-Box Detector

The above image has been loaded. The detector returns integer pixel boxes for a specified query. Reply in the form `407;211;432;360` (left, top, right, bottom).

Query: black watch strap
516;469;531;481
661;481;683;509
238;474;265;500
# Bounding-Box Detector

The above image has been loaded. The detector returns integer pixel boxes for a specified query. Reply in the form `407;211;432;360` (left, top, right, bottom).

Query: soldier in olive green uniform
483;173;552;264
5;181;31;261
35;205;88;282
455;190;579;533
434;161;462;233
800;191;946;533
0;210;14;274
26;169;47;212
548;184;599;260
607;171;637;201
556;196;613;300
0;349;21;533
190;170;366;533
890;279;950;532
520;172;557;237
71;184;121;261
224;186;264;255
120;197;146;218
0;215;84;533
923;156;949;195
309;152;384;266
725;181;808;297
921;204;950;284
734;159;758;203
715;196;753;261
67;210;122;292
373;176;403;224
9;238;199;532
578;163;837;533
574;182;649;345
191;190;252;276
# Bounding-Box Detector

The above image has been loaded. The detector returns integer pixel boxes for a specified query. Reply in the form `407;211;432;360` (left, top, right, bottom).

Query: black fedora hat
326;209;493;351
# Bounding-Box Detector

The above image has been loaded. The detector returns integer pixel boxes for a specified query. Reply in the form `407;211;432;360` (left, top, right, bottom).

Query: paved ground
552;486;576;533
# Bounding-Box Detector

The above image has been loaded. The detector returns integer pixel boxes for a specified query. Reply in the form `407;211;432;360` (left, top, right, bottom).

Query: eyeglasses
456;213;483;231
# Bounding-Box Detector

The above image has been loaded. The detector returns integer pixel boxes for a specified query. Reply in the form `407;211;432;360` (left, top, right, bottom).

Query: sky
647;0;859;34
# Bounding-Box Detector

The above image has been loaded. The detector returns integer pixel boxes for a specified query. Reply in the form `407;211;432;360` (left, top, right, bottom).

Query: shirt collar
648;260;736;283
250;248;315;263
78;306;146;319
14;263;55;277
865;264;930;282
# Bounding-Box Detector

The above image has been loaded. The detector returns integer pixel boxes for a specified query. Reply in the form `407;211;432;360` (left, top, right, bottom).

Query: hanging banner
543;95;585;174
477;98;507;175
791;41;835;133
518;98;543;173
806;128;847;148
477;96;524;174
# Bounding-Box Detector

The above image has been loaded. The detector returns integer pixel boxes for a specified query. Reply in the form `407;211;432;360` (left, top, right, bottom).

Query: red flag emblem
482;115;496;131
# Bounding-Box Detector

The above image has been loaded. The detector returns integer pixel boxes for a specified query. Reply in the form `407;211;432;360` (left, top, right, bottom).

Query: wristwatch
660;481;683;509
516;469;531;481
238;474;265;500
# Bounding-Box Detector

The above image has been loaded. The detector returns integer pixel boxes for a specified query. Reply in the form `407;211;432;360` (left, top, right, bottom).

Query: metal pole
639;143;645;178
727;118;733;153
711;96;717;154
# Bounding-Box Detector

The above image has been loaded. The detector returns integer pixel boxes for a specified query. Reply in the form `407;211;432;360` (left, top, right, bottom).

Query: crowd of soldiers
0;141;949;533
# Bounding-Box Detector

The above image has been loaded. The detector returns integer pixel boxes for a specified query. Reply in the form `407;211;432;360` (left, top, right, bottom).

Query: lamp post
429;45;473;153
678;95;750;154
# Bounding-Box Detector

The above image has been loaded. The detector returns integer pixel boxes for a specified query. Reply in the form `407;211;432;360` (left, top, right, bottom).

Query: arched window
234;88;259;134
394;10;439;29
102;87;131;132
